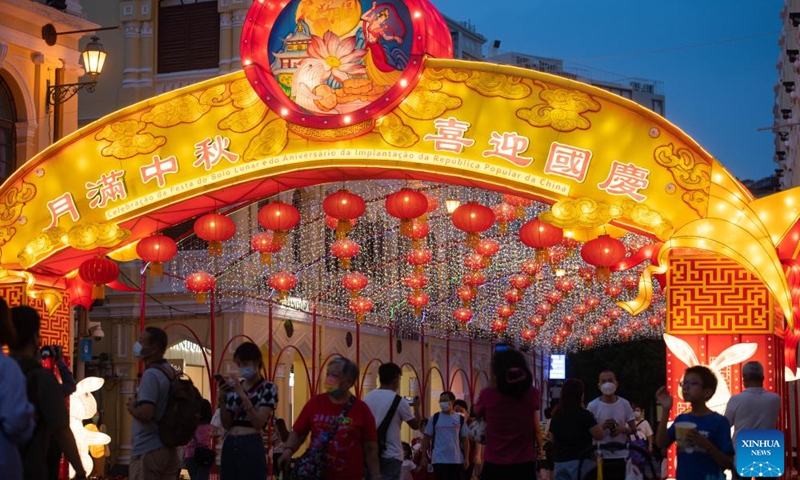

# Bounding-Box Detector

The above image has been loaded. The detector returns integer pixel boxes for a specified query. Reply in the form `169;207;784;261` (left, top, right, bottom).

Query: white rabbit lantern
69;376;111;479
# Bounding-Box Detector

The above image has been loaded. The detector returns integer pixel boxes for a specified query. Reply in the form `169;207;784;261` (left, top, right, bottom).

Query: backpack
377;395;403;455
148;363;203;447
430;411;465;453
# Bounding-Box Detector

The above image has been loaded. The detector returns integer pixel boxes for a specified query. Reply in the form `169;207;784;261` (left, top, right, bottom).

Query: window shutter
158;2;220;74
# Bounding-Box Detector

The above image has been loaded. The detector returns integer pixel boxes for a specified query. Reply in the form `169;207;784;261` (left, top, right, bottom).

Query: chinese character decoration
482;131;533;167
78;256;120;300
136;234;178;277
423;117;475;154
194;212;236;257
140;155;179;188
597;161;651;201
85;169;127;209
47;192;80;229
544;142;593;183
193;135;239;171
451;202;495;249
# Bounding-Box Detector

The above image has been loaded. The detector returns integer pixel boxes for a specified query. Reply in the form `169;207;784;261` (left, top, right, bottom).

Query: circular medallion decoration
241;0;453;138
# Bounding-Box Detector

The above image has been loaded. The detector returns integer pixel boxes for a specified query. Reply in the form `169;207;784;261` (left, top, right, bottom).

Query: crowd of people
0;300;783;480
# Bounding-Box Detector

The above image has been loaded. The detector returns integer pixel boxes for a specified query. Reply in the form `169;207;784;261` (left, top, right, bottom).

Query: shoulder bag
290;395;356;480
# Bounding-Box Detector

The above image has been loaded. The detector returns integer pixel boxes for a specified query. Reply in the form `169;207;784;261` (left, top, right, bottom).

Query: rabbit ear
663;333;699;367
708;343;758;370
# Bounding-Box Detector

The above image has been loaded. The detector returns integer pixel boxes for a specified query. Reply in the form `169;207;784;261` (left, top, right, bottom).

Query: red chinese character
85;169;127;208
597;161;650;201
193;135;240;171
544;142;593;182
46;193;80;229
140;155;179;188
423;117;475;154
482;131;533;167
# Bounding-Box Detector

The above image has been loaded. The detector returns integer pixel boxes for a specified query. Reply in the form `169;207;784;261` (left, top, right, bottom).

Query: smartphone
404;396;415;404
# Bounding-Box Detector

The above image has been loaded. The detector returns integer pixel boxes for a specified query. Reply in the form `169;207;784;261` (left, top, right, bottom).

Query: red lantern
497;304;515;318
585;296;601;310
581;336;596;347
258;202;300;247
406;248;433;274
424;193;439;213
67;276;94;311
342;272;369;298
520;258;543;278
504;289;523;304
529;315;546;327
475;239;500;265
648;316;663;327
535;302;553;315
402;273;429;293
386;189;428;236
545;290;563;305
604;284;623;298
556;326;572;337
492;203;516;233
580;235;626;282
407;292;429;315
251;232;283;265
573;303;590;316
403;220;430;248
578;266;595;284
502;194;533;219
548;245;568;265
451;202;495;248
457;285;477;308
323;189;366;239
588;324;605;336
194;212;236;257
78;257;119;300
618;326;634;339
491;318;508;333
509;274;532;290
606;307;623;319
630;319;644;331
137;234;178;277
621;273;639;289
554;277;575;293
453;308;473;324
269;271;298;301
561;314;578;326
561;237;581;253
552;335;565;346
185;271;215;303
520;218;563;263
464;253;488;271
348;296;374;324
330;239;360;269
598;316;615;328
522;328;537;341
462;271;486;287
326;215;357;231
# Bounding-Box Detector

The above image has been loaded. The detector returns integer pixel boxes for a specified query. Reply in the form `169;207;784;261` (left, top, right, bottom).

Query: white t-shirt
634;418;653;440
587;396;636;459
724;387;781;444
364;389;415;460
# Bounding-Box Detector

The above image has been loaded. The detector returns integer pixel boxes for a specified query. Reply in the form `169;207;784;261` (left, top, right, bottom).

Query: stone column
121;21;142;101
138;21;155;100
230;8;247;71
219;12;233;73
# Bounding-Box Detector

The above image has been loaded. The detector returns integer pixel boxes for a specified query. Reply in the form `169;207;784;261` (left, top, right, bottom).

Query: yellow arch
0;58;795;323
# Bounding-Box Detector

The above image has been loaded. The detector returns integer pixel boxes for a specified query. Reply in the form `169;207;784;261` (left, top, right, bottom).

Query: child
400;442;417;480
655;365;734;480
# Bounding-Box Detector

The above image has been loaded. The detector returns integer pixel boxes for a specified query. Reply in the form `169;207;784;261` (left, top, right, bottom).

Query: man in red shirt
278;357;381;480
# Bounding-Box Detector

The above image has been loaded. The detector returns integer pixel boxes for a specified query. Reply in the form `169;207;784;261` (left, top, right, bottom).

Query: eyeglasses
679;380;703;388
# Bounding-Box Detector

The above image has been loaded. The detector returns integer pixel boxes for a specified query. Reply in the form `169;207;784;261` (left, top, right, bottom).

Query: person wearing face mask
126;326;179;480
278;356;381;480
419;391;470;480
586;370;637;480
630;404;654;453
218;341;277;480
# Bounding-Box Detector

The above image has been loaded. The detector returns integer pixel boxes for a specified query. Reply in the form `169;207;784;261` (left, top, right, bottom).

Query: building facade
775;1;800;190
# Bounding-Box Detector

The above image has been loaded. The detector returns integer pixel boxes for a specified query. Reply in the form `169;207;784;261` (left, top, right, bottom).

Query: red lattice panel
0;283;71;357
667;256;772;334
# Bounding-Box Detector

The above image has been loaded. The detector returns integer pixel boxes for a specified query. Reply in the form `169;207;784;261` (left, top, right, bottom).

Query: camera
89;325;105;341
41;345;63;362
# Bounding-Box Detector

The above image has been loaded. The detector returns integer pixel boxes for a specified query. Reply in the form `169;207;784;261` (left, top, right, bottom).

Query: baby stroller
577;441;659;480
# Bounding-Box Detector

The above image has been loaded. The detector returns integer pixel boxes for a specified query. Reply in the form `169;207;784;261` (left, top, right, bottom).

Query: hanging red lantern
451;202;495;248
258;202;301;247
78;256;119;300
520;218;563;263
521;328;537;341
520;258;543;278
545;290;563;305
577;266;595;284
598;316;615;328
648;316;663;327
137;234;178;277
464;253;488;271
554;277;575;294
552;335;565;346
403;220;430;248
491;318;508;333
342;272;369;299
581;336;596;347
561;314;578;326
269;271;298;301
502;194;533;219
453;307;473;324
504;289;523;304
606;307;623;319
561;237;581;254
509;274;532;291
548;245;568;265
657;305;667;317
621;273;639;289
580;235;626;282
424;193;440;213
348;296;374;324
194;212;236;257
402;273;429;294
456;285;477;308
323;189;366;239
330;239;360;269
535;302;553;316
629;319;644;332
529;315;546;327
475;238;500;266
618;326;634;339
251;232;283;265
407;292;429;315
386;189;428;236
573;303;590;316
326;215;357;231
497;304;515;318
604;284;623;298
492;203;516;233
556;326;572;337
185;271;215;303
588;324;605;336
462;271;486;288
406;248;433;274
585;296;601;310
67;277;94;311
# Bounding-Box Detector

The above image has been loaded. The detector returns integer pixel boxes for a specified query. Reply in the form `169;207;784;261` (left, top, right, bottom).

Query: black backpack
149;363;202;447
430;411;465;452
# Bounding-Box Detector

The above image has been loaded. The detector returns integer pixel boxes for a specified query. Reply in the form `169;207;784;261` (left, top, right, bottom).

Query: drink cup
673;421;697;450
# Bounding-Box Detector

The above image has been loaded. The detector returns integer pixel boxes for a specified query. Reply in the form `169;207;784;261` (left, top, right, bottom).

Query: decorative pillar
219;12;233;73
121;21;142;95
230;8;247;71
138;21;155;100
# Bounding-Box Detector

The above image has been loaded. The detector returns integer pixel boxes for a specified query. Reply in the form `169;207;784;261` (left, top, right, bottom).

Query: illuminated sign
549;354;566;380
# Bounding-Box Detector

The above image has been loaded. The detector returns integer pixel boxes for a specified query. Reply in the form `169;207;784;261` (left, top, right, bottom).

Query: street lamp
41;23;117;112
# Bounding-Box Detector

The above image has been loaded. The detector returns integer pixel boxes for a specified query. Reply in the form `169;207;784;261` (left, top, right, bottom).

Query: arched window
157;0;220;74
0;76;16;182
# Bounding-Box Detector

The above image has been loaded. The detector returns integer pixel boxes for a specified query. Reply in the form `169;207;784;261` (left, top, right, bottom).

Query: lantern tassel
413;265;424;275
411;239;422;249
336;219;351;240
400;219;413;237
466;232;479;249
498;221;508;233
350;290;359;299
356;313;364;324
535;248;548;264
196;292;207;304
462;300;471;309
150;262;163;277
597;267;611;283
208;241;222;257
279;291;289;302
414;306;421;315
261;252;272;265
514;206;526;220
92;285;105;300
272;230;287;248
340;258;351;270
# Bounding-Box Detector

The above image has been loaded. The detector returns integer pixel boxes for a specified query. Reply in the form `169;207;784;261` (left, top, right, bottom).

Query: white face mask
634;409;642;418
133;341;143;359
600;382;617;396
439;401;451;412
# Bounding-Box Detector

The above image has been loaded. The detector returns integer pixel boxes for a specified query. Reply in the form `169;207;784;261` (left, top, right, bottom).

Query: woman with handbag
277;357;381;480
473;349;541;479
218;342;278;480
185;399;215;480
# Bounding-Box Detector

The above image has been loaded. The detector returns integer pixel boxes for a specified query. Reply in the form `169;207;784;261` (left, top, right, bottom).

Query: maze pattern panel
0;283;71;357
668;256;772;334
